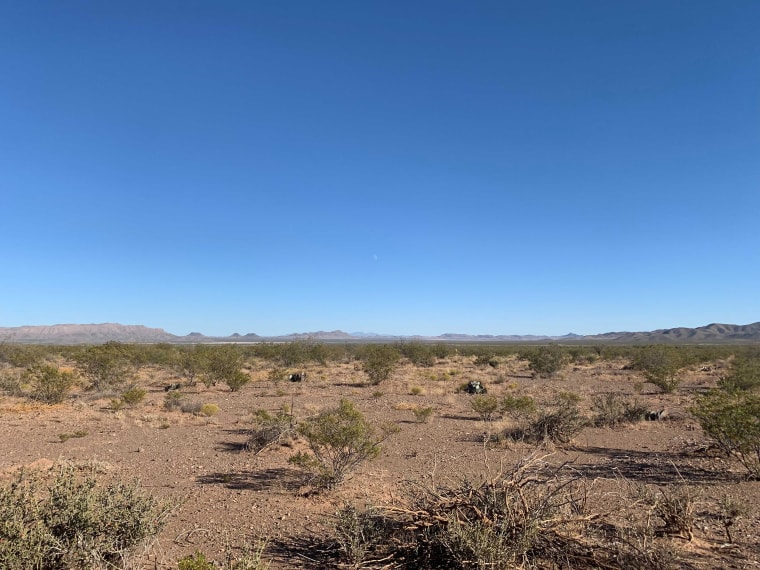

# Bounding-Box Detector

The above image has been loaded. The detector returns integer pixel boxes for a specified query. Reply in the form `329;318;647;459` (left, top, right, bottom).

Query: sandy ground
1;355;759;568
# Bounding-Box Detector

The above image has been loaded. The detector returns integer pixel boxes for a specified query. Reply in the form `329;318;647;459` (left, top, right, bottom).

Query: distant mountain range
1;322;759;345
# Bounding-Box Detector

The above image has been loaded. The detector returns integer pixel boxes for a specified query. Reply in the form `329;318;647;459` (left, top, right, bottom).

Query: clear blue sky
1;1;758;337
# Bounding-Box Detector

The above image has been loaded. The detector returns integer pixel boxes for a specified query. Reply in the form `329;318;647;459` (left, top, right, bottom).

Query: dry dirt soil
1;355;759;569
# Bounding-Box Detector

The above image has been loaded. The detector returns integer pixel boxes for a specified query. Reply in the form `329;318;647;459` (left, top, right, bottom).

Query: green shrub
178;551;215;570
201;346;246;389
362;345;400;386
470;394;499;422
174;345;211;387
120;386;147;407
719;356;760;393
412;406;434;424
521;345;566;378
473;353;499;368
0;465;170;569
592;393;647;427
0;345;46;368
164;390;184;411
500;394;536;421
267;367;287;386
632;345;684;393
501;393;586;445
247;406;295;453
289;399;398;490
199;403;220;417
73;341;135;391
690;390;760;478
397;341;436;367
22;364;76;404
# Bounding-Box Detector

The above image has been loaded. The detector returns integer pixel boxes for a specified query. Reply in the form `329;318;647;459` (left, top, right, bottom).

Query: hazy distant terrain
2;322;759;344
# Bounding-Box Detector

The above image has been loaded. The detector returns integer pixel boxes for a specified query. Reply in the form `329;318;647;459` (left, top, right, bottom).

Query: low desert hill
2;321;759;344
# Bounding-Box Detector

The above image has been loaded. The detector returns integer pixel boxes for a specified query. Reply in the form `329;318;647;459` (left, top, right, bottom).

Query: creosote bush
247;406;295;453
592;393;647;427
690;390;760;478
362;345;401;385
470;394;499;422
719;355;760;393
521;345;567;378
289;399;398;490
632;345;684;393
73;341;135;391
499;392;586;445
22;364;76;404
0;465;170;569
120;385;147;407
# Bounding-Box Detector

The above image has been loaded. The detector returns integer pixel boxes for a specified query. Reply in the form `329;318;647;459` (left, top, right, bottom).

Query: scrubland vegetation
1;339;759;568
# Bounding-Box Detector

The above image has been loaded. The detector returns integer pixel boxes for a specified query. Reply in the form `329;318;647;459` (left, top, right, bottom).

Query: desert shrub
521;345;566;378
331;503;395;567
0;465;170;569
201;346;247;390
592;393;647;427
397;341;436;367
432;343;452;359
174;345;212;387
500;394;536;421
21;364;76;404
247;406;295;453
502;392;586;445
267;367;287;386
473;353;499;368
0;344;48;368
397;453;594;569
362;345;401;386
412;406;434;423
653;484;697;540
409;385;423;396
719;356;760;393
120;385;147;407
178;551;215;570
632;345;684;393
690;390;760;478
470;394;499;422
199;403;220;417
289;399;398;490
568;347;598;365
73;341;135;391
164;390;184;411
718;494;746;544
58;430;88;442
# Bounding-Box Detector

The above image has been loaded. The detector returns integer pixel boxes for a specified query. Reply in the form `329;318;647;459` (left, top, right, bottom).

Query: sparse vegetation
0;465;170;569
247;405;295;453
412;405;434;423
22;364;76;404
690;389;760;478
500;392;586;445
633;345;685;393
362;344;400;385
592;393;647;427
521;344;567;378
289;399;398;490
120;385;147;407
470;394;499;422
73;341;135;391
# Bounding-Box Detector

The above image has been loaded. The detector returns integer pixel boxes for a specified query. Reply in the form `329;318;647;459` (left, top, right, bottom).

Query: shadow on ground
197;467;304;491
568;445;732;485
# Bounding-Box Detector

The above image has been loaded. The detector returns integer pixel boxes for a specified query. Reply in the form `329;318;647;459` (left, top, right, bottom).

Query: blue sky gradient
2;2;758;336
